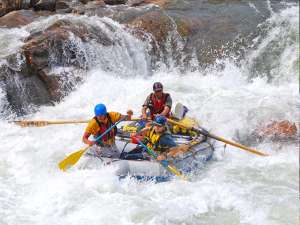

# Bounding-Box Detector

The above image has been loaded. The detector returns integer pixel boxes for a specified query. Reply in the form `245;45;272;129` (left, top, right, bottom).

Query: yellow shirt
85;112;122;145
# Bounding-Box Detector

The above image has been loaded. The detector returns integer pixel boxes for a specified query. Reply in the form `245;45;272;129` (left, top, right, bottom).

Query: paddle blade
58;146;90;171
166;164;188;181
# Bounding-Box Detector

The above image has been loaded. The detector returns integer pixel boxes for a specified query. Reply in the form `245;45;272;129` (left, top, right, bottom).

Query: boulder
128;10;173;43
0;9;53;28
127;0;168;7
0;19;115;114
104;0;127;5
254;120;298;140
0;0;31;16
33;0;56;11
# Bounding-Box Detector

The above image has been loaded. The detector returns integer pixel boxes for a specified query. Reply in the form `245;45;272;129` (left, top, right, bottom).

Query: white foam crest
0;27;29;58
0;67;298;224
244;4;299;84
25;15;151;77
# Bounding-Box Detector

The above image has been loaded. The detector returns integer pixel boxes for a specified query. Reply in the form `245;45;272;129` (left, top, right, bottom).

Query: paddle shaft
204;132;268;156
167;119;269;156
93;116;127;143
136;140;187;180
13;118;142;127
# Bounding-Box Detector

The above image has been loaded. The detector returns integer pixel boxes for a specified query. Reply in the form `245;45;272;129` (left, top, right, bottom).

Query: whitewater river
0;3;298;225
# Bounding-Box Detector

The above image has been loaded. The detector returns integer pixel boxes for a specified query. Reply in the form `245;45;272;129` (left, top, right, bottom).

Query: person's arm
142;95;151;119
160;106;171;117
110;110;133;123
167;144;190;157
82;120;97;146
139;127;150;136
130;127;150;144
156;134;177;160
82;132;96;146
119;109;133;121
142;106;148;119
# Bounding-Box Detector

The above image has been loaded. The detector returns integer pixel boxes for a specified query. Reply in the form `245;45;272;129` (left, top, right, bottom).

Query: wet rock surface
235;120;299;146
0;9;53;27
0;19;115;115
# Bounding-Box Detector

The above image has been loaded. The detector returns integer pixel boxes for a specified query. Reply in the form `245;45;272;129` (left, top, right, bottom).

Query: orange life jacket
94;114;117;146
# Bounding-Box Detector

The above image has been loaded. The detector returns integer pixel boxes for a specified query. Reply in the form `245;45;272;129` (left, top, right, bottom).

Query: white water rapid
0;3;298;225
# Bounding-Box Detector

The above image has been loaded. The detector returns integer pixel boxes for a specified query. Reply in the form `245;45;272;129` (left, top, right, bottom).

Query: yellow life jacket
146;127;162;152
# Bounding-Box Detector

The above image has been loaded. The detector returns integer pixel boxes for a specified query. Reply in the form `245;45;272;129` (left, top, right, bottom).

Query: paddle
135;138;188;180
167;118;269;156
12;118;143;127
12;120;90;127
58;116;128;171
167;138;203;158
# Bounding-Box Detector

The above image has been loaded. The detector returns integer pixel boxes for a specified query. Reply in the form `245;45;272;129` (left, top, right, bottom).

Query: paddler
141;82;172;120
122;115;190;160
82;103;133;158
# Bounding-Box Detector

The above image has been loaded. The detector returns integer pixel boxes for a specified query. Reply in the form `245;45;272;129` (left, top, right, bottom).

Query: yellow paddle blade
58;146;90;171
166;164;188;181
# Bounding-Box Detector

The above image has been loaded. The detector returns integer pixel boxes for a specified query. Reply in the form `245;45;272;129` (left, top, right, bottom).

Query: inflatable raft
77;117;215;182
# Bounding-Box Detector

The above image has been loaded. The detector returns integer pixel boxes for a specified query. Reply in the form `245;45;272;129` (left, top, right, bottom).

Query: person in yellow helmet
82;103;132;158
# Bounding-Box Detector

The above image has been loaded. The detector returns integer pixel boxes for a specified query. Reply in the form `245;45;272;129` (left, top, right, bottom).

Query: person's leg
96;144;120;158
120;146;145;160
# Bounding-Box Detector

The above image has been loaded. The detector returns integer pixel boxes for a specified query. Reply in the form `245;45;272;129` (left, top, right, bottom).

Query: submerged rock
254;120;298;141
235;120;299;146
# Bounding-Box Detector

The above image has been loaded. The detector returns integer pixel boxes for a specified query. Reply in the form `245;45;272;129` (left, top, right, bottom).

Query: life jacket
148;93;170;118
146;126;169;153
94;113;117;146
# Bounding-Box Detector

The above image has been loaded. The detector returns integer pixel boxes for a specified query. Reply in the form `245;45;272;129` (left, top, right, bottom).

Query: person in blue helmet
82;103;133;158
121;115;189;160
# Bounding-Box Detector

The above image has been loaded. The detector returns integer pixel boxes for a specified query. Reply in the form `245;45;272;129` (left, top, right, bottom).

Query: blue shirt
158;133;177;148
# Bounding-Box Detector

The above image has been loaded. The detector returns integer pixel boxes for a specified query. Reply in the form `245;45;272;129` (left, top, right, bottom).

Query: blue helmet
153;115;167;126
94;103;107;116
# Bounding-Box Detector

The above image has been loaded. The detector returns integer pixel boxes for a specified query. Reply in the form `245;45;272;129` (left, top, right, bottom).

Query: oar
167;118;269;156
58;116;128;171
12;120;90;127
167;137;203;158
136;139;188;180
12;118;143;127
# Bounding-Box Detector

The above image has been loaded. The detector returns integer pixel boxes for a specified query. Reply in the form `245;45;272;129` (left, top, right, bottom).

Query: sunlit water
0;3;298;225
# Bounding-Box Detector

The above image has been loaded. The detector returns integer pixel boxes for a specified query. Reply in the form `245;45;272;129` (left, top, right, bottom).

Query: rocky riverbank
0;0;298;115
